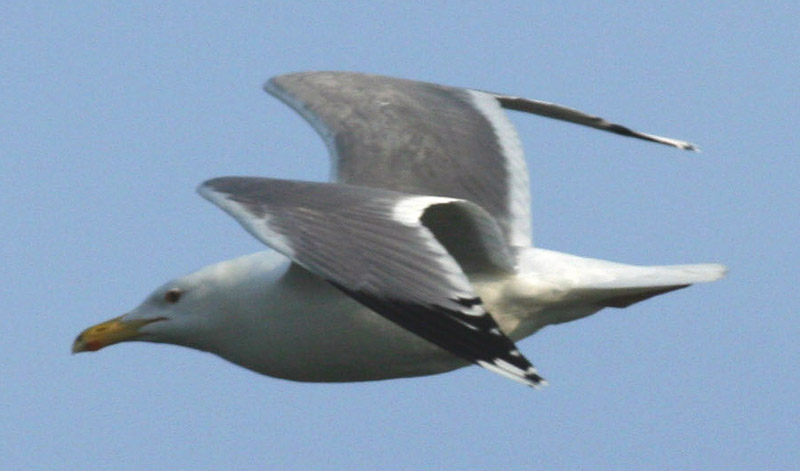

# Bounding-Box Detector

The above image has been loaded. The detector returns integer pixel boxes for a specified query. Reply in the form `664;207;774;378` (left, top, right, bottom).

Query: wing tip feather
478;359;548;390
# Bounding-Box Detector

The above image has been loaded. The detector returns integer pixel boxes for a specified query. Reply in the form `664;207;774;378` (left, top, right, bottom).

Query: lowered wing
199;176;545;388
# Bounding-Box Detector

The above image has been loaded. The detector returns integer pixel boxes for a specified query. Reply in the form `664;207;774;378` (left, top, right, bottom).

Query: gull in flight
73;71;725;388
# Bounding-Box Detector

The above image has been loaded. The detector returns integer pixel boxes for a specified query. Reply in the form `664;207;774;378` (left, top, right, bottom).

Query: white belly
198;250;604;383
209;260;469;382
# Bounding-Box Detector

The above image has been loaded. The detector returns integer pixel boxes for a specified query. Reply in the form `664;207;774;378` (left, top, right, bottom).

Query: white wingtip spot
632;130;699;152
478;359;547;389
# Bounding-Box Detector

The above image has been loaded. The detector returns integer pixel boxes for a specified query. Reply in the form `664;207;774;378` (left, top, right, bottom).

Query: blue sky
2;2;798;470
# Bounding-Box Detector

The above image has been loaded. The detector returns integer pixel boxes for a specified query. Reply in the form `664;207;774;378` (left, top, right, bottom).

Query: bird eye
164;288;183;303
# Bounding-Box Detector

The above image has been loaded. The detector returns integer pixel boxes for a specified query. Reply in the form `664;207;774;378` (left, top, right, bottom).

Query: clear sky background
2;2;798;470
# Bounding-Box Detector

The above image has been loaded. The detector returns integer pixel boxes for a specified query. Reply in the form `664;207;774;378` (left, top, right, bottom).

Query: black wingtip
478;358;548;390
525;369;548;390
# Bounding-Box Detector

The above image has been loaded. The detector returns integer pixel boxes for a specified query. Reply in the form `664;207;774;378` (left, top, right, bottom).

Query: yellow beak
72;316;165;353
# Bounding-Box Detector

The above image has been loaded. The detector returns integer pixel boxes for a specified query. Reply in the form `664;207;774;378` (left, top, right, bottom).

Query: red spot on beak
85;341;102;352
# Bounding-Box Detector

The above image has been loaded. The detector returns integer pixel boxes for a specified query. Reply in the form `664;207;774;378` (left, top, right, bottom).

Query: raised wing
199;176;544;388
265;71;533;249
265;71;698;249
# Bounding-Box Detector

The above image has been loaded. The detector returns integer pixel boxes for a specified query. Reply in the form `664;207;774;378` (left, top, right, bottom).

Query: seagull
73;71;726;388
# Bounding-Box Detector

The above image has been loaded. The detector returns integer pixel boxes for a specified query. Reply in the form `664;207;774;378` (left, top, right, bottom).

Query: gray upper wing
265;71;533;249
199;176;544;388
264;71;698;250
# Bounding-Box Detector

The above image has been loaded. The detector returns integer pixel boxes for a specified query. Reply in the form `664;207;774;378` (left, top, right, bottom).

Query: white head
72;251;288;354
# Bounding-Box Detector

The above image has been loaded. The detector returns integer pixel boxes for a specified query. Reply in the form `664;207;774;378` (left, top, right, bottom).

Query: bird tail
516;248;727;309
576;262;728;308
